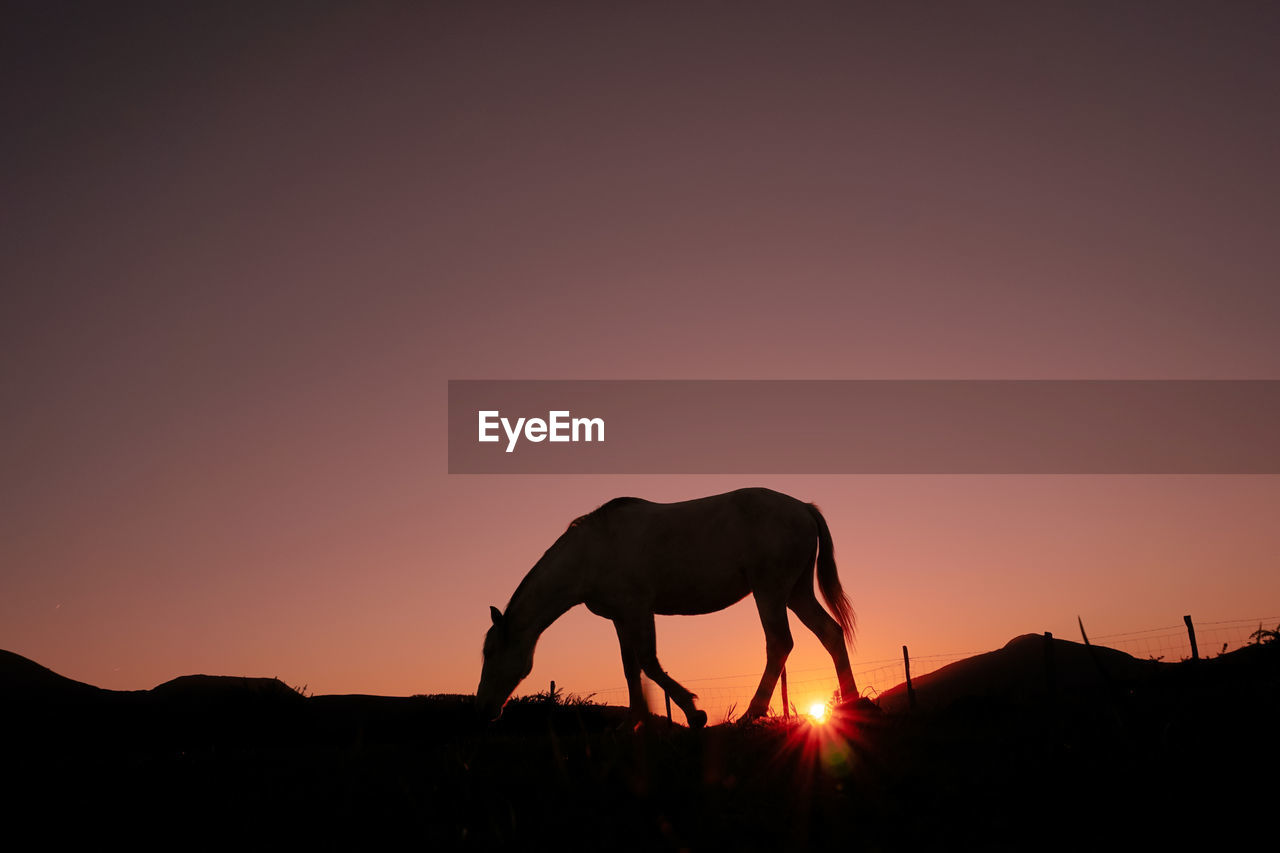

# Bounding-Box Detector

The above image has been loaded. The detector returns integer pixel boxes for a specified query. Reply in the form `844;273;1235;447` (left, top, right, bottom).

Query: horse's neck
506;553;582;641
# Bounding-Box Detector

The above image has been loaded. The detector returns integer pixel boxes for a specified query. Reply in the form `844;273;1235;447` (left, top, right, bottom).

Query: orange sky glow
4;3;1279;723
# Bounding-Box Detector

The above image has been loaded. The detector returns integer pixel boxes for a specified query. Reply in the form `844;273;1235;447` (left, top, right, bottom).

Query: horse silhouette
477;487;857;726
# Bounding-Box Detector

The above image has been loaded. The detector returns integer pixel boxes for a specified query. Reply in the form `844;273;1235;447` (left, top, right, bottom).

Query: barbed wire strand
579;615;1279;712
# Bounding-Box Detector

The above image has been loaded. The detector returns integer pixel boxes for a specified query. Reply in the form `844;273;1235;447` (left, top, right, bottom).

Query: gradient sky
4;3;1279;716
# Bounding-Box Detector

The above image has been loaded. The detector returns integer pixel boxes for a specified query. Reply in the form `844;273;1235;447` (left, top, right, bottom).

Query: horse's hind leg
789;584;858;701
618;613;707;729
743;598;794;721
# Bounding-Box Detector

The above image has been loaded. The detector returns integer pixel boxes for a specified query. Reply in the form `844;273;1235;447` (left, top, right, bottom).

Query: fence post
781;665;790;720
903;645;916;711
1184;614;1199;661
1043;632;1056;696
665;690;672;721
1079;615;1116;700
550;680;556;703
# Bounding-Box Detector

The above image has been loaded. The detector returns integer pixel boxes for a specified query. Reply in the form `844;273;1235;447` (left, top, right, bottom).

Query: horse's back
578;489;819;615
584;488;811;541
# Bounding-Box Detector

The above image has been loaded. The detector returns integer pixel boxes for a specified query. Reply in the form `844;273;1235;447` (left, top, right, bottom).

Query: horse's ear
490;606;504;629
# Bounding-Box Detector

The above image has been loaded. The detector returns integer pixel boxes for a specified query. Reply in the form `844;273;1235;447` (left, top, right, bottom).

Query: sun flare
808;701;828;723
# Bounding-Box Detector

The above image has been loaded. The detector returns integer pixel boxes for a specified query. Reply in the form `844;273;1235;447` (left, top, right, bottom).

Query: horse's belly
650;573;751;615
600;514;793;615
653;593;750;616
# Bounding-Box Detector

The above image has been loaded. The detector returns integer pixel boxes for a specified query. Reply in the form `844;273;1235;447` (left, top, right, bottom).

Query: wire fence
578;615;1280;722
1089;617;1277;662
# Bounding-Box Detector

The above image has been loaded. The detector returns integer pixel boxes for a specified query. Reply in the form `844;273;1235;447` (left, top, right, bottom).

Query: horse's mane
503;497;646;612
499;494;645;614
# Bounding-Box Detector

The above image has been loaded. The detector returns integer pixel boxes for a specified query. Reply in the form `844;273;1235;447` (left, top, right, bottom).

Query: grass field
6;640;1278;849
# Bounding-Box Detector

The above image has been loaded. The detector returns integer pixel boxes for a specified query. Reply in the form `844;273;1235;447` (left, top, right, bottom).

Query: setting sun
808;702;828;723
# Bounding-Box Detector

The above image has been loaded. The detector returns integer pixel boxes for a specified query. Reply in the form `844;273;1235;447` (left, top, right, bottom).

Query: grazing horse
476;487;857;727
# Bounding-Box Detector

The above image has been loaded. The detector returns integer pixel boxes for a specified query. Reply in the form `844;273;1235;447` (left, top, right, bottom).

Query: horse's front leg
617;613;707;729
613;620;648;724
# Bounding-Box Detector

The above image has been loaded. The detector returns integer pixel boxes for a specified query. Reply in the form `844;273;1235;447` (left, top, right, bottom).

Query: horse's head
476;605;534;721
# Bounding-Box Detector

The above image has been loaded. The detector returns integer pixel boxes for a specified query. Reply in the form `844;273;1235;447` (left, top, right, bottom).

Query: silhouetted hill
877;632;1166;712
0;648;103;700
151;673;303;703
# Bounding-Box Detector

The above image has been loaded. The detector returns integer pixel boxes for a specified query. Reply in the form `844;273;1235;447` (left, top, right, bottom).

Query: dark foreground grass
8;644;1279;850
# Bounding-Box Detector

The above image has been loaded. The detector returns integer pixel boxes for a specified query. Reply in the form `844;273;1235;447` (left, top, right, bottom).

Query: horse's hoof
687;709;708;729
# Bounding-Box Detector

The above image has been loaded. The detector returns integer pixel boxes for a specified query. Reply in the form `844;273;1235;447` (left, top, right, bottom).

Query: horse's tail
807;502;856;644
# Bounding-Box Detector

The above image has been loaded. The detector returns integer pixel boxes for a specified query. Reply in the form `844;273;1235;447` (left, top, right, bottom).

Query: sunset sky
4;3;1279;718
